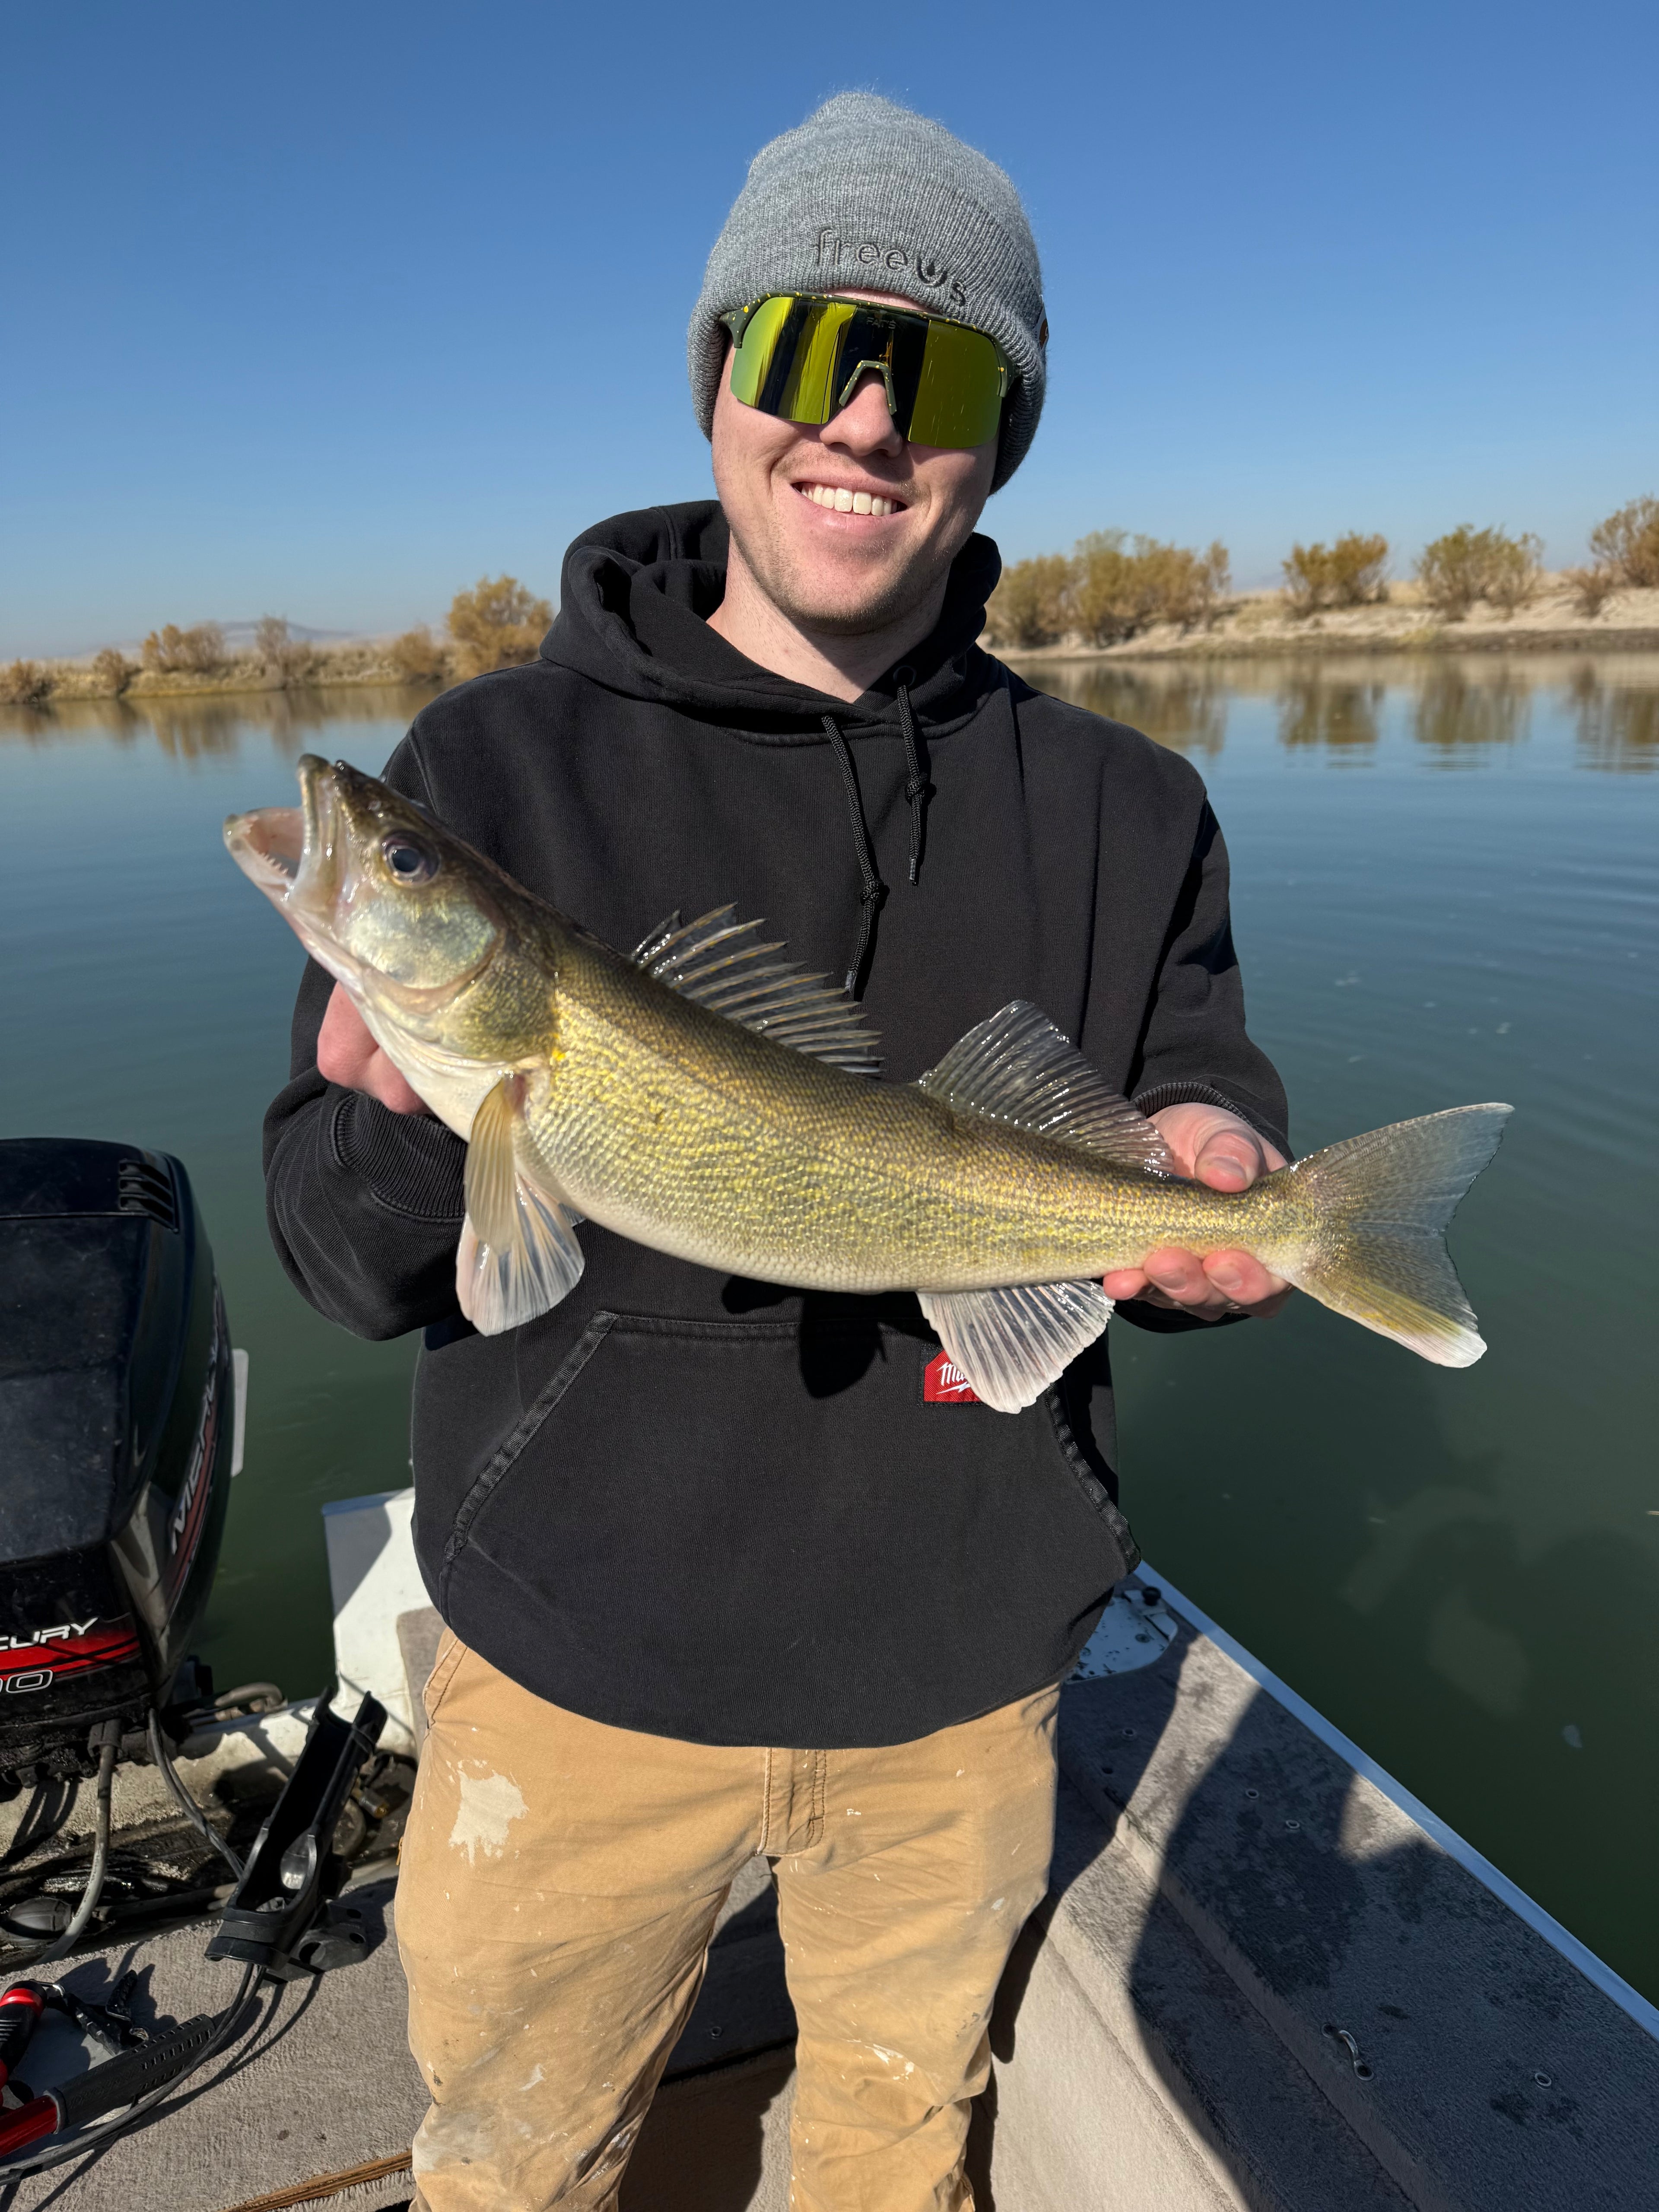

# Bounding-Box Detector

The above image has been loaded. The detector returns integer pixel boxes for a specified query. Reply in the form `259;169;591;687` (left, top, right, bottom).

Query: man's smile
792;479;907;518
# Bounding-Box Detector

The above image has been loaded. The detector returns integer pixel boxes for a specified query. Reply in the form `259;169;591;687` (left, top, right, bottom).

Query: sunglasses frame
719;292;1012;448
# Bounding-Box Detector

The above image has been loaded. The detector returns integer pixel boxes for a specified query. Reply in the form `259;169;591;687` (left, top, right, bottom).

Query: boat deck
0;1853;798;2212
1;1567;1654;2211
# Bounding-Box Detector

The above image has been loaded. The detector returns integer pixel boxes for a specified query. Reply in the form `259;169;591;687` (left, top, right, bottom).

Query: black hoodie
264;502;1287;1748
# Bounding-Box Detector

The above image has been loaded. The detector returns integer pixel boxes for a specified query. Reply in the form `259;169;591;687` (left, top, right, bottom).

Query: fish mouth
224;803;304;892
224;754;341;906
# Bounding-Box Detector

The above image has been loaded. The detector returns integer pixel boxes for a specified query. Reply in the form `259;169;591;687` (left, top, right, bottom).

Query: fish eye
382;832;438;884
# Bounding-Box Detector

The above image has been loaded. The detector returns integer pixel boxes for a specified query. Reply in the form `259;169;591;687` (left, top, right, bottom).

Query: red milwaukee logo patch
924;1351;980;1404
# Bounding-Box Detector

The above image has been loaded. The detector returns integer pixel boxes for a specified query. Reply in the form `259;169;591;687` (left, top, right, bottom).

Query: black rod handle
51;2014;217;2130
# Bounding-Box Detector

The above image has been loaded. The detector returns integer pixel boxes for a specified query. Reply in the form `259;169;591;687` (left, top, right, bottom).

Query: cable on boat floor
0;1853;796;2212
0;1876;423;2212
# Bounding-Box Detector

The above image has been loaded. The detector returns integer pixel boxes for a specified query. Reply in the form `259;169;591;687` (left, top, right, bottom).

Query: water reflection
6;661;1659;777
1276;675;1381;759
1006;651;1659;772
0;685;435;760
1411;667;1530;763
1568;666;1659;772
1023;663;1229;754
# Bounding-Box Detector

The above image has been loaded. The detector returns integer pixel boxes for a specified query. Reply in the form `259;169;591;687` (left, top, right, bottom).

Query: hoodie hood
538;500;1004;735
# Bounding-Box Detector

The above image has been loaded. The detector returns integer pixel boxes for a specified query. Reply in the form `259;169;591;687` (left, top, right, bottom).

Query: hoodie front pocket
438;1311;1135;1748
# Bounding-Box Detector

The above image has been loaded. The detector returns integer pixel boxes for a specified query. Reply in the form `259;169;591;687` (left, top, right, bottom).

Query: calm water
2;659;1656;1996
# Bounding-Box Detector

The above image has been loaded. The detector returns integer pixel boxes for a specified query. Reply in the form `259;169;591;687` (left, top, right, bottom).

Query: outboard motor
0;1140;238;1785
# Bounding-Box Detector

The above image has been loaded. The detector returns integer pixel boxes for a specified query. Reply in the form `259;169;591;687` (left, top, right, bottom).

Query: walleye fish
226;756;1510;1412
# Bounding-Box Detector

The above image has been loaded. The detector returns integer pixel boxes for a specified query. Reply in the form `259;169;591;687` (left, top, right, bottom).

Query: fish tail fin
1280;1104;1511;1367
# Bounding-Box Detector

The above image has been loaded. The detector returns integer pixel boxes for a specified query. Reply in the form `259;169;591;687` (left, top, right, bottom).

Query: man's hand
317;983;430;1116
1102;1102;1291;1321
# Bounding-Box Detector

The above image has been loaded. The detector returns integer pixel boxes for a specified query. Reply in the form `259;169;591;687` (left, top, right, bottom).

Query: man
266;93;1288;2212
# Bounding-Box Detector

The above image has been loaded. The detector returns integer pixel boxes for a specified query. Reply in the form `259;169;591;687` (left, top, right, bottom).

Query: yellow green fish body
512;937;1295;1291
226;756;1510;1411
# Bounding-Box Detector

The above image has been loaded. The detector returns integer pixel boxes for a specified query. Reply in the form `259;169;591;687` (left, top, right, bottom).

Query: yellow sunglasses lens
907;318;1007;449
727;296;1007;451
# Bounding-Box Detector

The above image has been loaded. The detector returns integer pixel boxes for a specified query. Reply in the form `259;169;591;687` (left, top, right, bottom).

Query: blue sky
3;0;1654;656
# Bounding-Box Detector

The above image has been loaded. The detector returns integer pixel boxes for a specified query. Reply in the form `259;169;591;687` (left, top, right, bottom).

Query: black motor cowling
0;1141;237;1784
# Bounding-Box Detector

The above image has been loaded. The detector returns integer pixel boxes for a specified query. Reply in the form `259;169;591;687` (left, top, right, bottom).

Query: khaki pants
397;1636;1059;2212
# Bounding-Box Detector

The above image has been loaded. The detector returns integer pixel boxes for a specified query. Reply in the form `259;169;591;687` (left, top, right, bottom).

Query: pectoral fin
457;1077;585;1334
917;1280;1114;1415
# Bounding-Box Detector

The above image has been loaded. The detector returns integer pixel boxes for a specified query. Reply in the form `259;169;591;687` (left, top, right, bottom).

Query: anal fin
458;1077;585;1334
917;1280;1114;1415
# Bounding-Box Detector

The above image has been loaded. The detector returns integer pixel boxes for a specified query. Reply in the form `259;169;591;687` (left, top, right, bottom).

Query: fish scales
534;937;1285;1294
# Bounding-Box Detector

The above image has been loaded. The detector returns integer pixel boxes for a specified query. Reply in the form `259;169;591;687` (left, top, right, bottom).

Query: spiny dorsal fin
916;1001;1178;1173
918;1281;1115;1414
633;906;881;1077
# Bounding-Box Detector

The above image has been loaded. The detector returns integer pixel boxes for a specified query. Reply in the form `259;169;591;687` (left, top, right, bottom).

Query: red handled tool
0;1983;46;2094
0;2013;216;2156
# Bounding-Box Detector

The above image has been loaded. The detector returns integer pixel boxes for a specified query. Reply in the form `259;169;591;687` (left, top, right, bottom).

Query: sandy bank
10;640;435;704
1000;576;1659;664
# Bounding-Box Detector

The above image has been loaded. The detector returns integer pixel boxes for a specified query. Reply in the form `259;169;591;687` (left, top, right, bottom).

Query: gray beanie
689;93;1046;493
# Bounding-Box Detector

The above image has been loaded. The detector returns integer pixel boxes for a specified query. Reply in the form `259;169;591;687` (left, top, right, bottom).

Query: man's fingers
317;984;375;1085
1202;1250;1288;1309
1144;1246;1210;1300
1102;1246;1292;1319
317;983;430;1115
1103;1252;1219;1308
1191;1128;1266;1192
367;1060;432;1116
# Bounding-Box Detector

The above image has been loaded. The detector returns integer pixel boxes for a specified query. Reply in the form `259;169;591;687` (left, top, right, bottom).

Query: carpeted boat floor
0;1862;795;2212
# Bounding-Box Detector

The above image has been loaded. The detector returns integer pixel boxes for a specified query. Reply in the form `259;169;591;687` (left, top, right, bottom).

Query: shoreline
0;647;438;706
6;585;1659;708
1007;622;1659;664
992;574;1659;666
18;624;1659;705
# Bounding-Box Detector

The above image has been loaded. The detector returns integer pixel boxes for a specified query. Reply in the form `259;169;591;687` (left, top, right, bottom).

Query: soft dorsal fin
633;906;881;1077
916;1001;1178;1173
918;1281;1115;1415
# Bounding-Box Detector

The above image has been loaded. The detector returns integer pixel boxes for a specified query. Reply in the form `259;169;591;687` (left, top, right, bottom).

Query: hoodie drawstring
823;680;930;999
895;678;928;886
823;715;884;997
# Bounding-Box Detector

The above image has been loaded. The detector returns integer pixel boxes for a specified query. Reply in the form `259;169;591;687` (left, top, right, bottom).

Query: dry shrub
0;660;53;706
1067;534;1143;645
1415;526;1540;620
389;624;453;683
1282;532;1389;614
1564;566;1619;617
1072;535;1228;640
92;647;137;696
1588;495;1659;588
142;621;226;674
447;576;553;681
986;554;1074;648
993;535;1230;649
255;614;316;685
1482;531;1542;615
1134;537;1230;627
